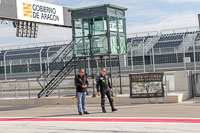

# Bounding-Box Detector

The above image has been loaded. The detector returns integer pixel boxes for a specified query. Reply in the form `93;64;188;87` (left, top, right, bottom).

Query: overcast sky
0;0;200;47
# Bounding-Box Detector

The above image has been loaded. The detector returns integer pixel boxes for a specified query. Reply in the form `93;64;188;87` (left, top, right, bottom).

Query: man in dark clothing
75;69;90;115
96;68;118;113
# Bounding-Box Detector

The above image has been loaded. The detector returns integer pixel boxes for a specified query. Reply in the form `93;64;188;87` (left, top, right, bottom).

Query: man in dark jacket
96;68;118;113
75;69;89;115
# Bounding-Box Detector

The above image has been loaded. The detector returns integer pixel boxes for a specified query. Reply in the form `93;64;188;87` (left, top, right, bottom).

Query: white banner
184;57;191;63
16;0;64;25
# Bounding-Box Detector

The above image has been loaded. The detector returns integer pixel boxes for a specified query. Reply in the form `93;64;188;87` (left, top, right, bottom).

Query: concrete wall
174;71;189;91
0;71;192;105
167;71;191;101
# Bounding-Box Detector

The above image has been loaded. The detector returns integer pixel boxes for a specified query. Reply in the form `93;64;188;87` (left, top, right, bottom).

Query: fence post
104;57;107;68
43;79;47;99
30;59;32;65
47;47;50;74
20;59;22;65
3;51;7;80
44;60;47;71
193;34;197;72
175;48;178;64
15;80;17;99
95;57;100;75
26;61;30;73
27;80;31;99
9;61;12;74
88;57;91;75
58;85;61;98
142;41;146;72
152;47;155;72
0;81;3;100
39;48;43;75
183;35;187;71
113;74;117;96
131;45;133;70
192;34;197;95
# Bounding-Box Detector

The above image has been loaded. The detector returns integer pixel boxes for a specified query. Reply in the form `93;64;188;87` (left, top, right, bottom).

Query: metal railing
0;78;77;100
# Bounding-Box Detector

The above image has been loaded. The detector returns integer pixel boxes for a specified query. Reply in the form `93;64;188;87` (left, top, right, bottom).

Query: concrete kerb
0;94;182;106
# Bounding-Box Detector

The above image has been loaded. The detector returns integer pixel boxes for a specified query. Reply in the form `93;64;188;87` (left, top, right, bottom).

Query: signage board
129;73;165;98
1;0;71;26
16;0;64;25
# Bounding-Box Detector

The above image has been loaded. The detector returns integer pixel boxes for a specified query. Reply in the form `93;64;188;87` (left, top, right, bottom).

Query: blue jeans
77;92;87;113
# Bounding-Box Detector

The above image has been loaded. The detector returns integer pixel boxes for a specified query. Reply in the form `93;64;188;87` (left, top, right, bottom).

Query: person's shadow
36;111;103;117
0;106;39;111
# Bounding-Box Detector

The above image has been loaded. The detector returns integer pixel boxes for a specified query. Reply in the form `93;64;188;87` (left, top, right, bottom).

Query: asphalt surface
0;98;199;133
0;98;199;118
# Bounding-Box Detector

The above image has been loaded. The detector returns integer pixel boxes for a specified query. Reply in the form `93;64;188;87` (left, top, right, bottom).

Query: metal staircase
48;41;72;62
37;40;80;98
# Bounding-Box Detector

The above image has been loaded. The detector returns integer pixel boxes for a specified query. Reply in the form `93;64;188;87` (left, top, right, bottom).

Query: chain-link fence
0;40;71;80
126;31;200;73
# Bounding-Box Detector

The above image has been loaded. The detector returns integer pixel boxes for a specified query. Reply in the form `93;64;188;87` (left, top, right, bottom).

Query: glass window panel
74;19;83;37
83;19;89;36
83;37;90;56
92;17;107;35
74;38;83;56
109;17;117;32
74;38;90;56
110;35;118;54
92;35;108;55
118;19;124;33
119;36;127;54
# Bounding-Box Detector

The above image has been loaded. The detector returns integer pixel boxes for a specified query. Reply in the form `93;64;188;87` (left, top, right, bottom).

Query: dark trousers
101;90;114;110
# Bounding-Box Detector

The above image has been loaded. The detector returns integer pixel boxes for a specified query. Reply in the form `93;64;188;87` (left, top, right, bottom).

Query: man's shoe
83;111;90;114
102;109;107;113
79;112;83;115
112;108;118;112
